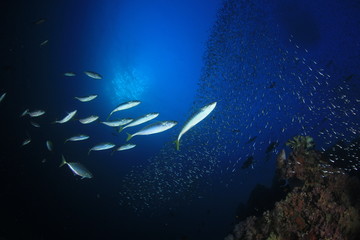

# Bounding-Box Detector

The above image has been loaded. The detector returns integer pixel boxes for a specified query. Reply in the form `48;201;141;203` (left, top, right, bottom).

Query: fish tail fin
59;155;67;167
88;149;91;155
174;140;180;151
118;127;124;133
126;133;133;142
106;112;112;121
20;109;29;117
64;139;68;144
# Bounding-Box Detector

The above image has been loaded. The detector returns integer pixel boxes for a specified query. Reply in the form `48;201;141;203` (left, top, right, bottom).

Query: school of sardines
117;0;360;211
0;76;216;180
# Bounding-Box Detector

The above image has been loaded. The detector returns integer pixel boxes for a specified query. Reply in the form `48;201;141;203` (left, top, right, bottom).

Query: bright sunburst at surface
110;66;148;102
1;0;360;239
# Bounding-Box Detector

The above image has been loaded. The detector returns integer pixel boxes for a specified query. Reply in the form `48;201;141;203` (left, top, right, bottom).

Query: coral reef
286;136;315;155
226;136;360;240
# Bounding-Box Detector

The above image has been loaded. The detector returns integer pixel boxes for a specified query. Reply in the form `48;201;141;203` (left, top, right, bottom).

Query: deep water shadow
275;0;320;48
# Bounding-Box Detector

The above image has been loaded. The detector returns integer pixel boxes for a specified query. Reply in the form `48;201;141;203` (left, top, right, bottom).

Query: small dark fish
246;136;257;144
33;18;46;25
320;117;328;124
241;156;254;169
265;141;278;153
343;74;354;82
40;40;48;46
325;60;333;68
268;81;276;88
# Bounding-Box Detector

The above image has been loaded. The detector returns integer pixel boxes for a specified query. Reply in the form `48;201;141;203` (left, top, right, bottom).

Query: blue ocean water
1;0;360;239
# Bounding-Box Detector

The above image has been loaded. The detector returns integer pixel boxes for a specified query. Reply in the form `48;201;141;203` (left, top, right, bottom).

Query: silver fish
30;121;40;128
40;40;48;46
22;138;31;146
108;100;141;119
175;102;216;150
101;118;134;127
126;121;177;141
115;143;136;151
119;112;159;132
59;155;93;179
64;72;76;77
54;110;77;124
79;115;99;124
0;92;6;103
74;95;97;102
21;109;29;117
33;18;46;25
46;140;53;151
65;134;90;143
27;110;46;117
88;142;115;155
84;71;102;79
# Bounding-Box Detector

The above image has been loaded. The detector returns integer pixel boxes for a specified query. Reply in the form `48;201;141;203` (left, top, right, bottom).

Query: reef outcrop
226;136;360;240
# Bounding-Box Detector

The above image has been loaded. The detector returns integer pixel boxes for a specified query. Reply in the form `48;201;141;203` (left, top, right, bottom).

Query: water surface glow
110;66;148;103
